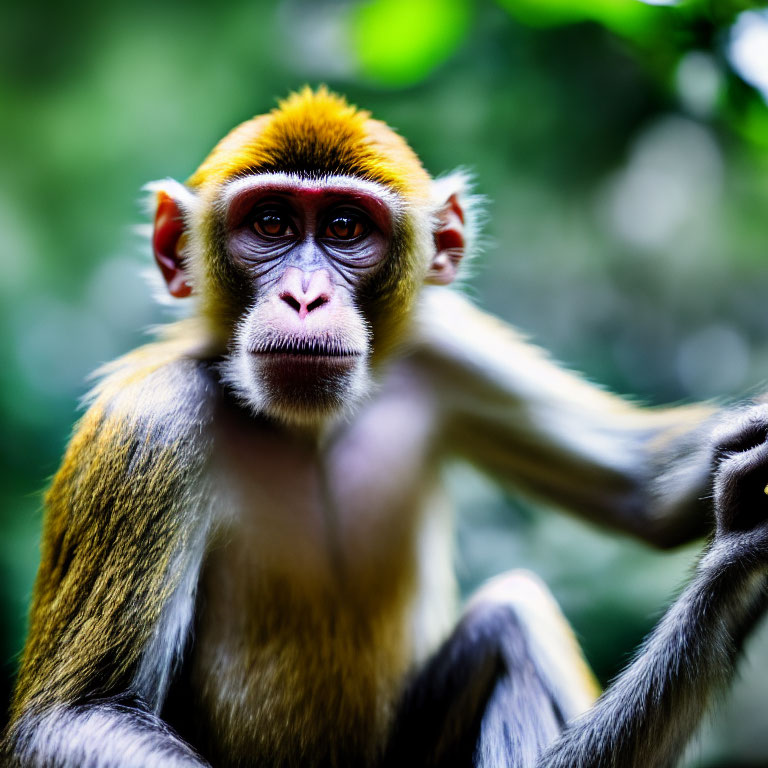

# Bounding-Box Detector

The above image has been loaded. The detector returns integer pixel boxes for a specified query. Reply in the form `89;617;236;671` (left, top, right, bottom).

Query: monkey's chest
211;373;439;586
187;387;441;766
188;501;424;768
190;464;423;768
188;562;411;768
184;376;439;768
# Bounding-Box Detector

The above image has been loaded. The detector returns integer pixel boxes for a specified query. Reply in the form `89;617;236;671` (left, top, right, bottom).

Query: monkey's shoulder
39;337;216;604
88;334;216;432
57;335;218;495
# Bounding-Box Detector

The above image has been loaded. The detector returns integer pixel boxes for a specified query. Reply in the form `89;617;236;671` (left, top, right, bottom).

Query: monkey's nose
279;268;333;320
280;291;330;319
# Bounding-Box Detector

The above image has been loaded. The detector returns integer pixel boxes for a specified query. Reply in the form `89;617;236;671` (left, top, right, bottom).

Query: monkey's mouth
250;339;364;410
235;333;370;422
252;340;363;360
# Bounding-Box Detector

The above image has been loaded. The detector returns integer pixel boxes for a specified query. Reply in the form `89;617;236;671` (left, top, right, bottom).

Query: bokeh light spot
676;51;722;118
729;10;768;103
597;116;722;252
676;324;750;399
351;0;471;86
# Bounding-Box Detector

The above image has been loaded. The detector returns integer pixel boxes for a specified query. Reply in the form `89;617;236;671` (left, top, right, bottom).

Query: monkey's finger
714;440;768;534
712;404;768;466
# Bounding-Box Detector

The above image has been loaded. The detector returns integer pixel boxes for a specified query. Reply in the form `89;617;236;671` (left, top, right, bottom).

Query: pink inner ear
428;195;466;286
153;193;191;298
435;225;463;254
447;193;464;223
434;193;465;257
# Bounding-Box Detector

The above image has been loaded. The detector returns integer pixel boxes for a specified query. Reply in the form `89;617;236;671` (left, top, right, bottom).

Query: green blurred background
3;0;768;764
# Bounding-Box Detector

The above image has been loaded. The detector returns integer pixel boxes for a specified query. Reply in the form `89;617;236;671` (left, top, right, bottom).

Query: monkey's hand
712;404;768;555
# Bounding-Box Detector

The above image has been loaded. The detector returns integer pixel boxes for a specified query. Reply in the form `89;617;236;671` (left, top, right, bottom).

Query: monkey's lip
251;341;363;360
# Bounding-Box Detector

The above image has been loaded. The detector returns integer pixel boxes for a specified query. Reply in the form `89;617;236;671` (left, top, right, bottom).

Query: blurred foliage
497;0;660;35
3;0;768;764
352;0;472;85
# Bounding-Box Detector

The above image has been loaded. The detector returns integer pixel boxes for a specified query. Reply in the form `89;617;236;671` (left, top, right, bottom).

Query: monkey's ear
426;193;465;286
152;190;192;298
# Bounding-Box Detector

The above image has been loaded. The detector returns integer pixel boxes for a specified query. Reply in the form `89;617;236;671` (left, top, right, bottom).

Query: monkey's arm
538;418;768;768
4;346;215;768
415;289;717;548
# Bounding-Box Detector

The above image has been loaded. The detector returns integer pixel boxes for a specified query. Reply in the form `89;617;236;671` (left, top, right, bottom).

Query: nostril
280;293;302;313
306;295;329;313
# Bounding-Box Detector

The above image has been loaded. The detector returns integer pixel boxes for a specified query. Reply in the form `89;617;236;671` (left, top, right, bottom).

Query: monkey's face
218;174;404;427
150;91;468;428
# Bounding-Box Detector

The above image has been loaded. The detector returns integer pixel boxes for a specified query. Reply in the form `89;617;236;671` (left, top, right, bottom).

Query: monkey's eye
252;211;295;239
323;212;369;241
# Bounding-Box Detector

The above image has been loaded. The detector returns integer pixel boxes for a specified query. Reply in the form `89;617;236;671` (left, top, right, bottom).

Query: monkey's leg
384;570;598;768
5;696;209;768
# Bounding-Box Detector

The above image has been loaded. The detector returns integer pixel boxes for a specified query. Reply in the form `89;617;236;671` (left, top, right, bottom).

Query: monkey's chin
224;352;371;429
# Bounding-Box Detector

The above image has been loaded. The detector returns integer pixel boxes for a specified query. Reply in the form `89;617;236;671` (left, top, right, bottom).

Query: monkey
2;87;743;768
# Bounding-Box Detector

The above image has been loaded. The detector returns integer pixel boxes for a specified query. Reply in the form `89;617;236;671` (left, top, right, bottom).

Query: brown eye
253;212;294;238
325;213;368;240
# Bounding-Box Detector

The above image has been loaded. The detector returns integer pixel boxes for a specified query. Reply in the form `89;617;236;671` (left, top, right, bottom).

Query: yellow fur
187;87;432;201
192;566;414;765
12;326;211;720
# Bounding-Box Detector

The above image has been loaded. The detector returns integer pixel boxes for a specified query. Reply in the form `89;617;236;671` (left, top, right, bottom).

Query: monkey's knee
466;569;600;720
467;569;552;610
386;593;553;768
